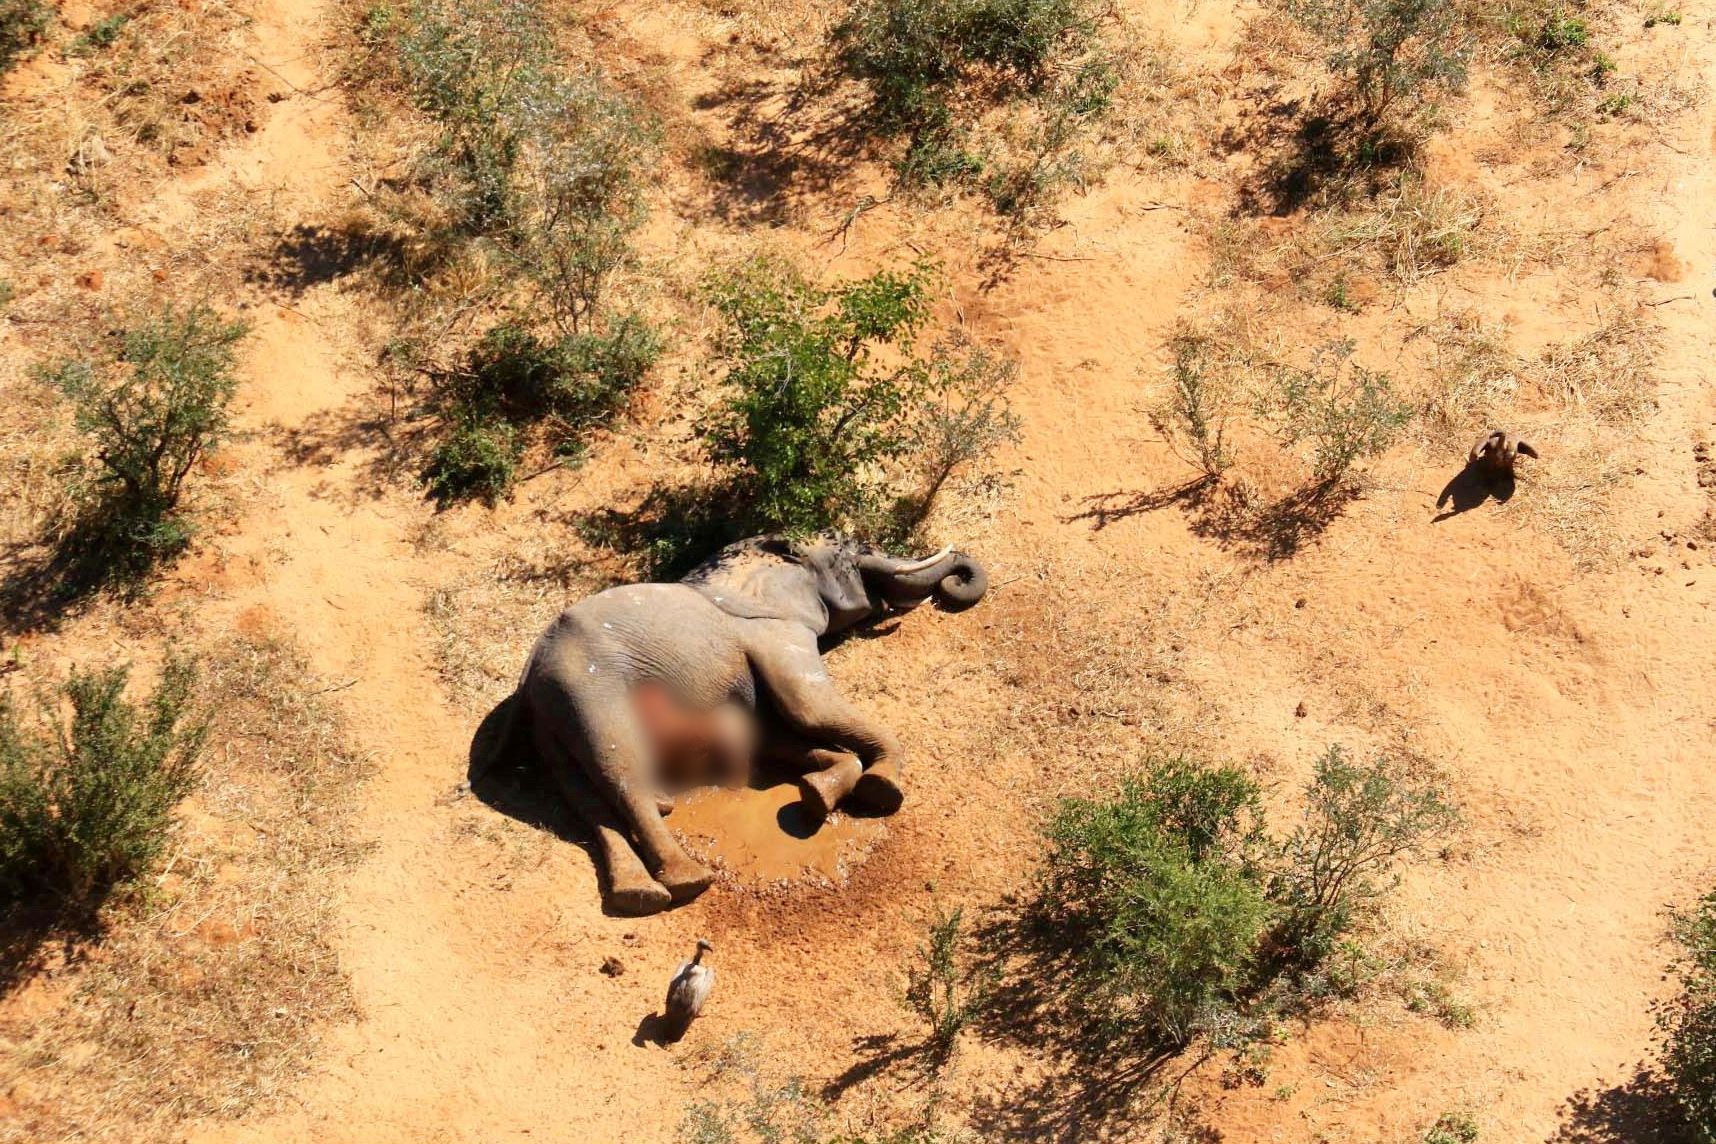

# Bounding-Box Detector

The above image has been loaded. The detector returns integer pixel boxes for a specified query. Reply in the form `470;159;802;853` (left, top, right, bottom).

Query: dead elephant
471;532;989;915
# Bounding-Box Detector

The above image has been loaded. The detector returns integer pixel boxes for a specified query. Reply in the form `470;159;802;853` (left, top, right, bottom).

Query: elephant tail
468;688;529;786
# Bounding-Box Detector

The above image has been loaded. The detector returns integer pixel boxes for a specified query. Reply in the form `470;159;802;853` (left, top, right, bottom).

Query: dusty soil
2;0;1715;1136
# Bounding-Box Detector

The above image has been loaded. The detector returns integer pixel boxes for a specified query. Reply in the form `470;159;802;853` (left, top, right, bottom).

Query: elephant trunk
859;548;989;612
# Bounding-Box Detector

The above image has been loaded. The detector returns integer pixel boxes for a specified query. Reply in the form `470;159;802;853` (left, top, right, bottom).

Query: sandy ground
3;0;1716;1137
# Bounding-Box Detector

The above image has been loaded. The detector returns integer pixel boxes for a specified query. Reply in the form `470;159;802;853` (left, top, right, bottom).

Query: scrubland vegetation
0;0;1706;1130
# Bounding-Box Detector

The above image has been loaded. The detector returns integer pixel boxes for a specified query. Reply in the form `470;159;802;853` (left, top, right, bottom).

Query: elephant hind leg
533;720;672;916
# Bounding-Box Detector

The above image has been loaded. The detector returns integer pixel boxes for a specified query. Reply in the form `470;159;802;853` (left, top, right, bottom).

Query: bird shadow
633;1011;673;1047
1434;462;1514;522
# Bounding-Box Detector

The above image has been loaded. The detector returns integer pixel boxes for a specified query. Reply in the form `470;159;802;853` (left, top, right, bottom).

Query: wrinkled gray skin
473;532;987;915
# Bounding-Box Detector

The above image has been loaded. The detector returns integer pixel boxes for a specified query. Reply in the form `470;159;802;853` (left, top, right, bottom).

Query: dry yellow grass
0;637;370;1143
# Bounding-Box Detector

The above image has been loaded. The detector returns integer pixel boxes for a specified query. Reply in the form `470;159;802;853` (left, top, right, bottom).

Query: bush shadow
958;903;1201;1140
690;76;877;227
0;520;164;636
1065;477;1359;562
1230;95;1422;217
1551;1066;1694;1143
247;222;411;296
0;898;111;999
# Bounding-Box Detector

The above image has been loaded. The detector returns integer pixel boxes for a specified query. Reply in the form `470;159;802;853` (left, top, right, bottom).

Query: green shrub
1151;326;1237;482
1424;1112;1480;1143
369;0;660;501
1269;745;1459;963
423;415;520;506
831;0;1112;217
1030;749;1458;1049
1258;340;1414;490
0;0;50;75
1286;0;1470;136
0;658;207;911
1659;889;1716;1139
41;304;248;581
1038;757;1273;1046
700;258;1018;539
68;12;129;56
904;904;992;1067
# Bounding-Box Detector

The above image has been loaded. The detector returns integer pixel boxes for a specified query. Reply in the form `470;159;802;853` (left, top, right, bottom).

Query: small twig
1018;252;1094;262
1645;294;1696;307
311;678;359;696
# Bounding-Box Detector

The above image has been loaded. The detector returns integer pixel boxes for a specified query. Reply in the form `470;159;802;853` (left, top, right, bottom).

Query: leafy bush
1286;0;1470;138
699;258;1018;539
1424;1112;1480;1143
364;0;659;501
1659;889;1716;1139
1151;326;1237;482
423;416;520;506
40;304;247;581
905;904;993;1068
831;0;1114;217
1269;745;1459;964
1032;749;1457;1049
1258;340;1413;490
0;0;49;76
0;658;207;911
1039;757;1272;1046
421;317;660;503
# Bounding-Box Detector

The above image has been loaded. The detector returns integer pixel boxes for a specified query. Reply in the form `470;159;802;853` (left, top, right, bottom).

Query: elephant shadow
1434;462;1515;521
466;695;590;850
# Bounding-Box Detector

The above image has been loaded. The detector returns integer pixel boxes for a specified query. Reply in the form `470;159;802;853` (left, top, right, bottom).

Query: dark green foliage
423;416;520;506
366;0;661;502
1659;890;1716;1139
904;904;993;1067
1258;340;1414;489
831;0;1112;216
1039;758;1273;1046
699;258;1017;539
0;658;207;912
1287;0;1470;133
0;0;50;75
1032;749;1457;1051
69;12;130;56
41;304;248;582
1268;745;1459;964
1423;1112;1481;1143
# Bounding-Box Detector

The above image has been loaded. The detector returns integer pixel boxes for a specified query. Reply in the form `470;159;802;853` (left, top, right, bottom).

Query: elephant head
682;532;988;635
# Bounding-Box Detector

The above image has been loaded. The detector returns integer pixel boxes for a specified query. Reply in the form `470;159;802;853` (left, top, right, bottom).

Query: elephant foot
849;764;904;815
657;856;716;904
608;877;673;916
797;755;864;825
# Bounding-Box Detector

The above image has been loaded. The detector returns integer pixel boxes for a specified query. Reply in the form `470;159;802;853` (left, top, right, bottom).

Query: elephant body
476;533;987;915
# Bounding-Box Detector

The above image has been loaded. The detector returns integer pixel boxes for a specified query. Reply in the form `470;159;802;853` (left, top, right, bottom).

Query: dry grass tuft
0;637;370;1143
1512;435;1630;568
422;538;614;712
1521;309;1658;424
1413;312;1519;446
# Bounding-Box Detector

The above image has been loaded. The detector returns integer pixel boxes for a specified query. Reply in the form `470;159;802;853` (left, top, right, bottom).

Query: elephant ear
681;541;827;630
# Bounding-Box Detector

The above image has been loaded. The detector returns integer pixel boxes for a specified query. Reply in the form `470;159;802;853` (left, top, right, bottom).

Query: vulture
662;939;715;1042
1469;430;1539;480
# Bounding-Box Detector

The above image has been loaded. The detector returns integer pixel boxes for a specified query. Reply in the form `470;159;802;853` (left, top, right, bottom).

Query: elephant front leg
756;726;865;823
749;634;906;820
